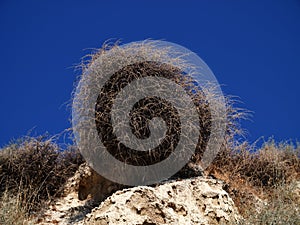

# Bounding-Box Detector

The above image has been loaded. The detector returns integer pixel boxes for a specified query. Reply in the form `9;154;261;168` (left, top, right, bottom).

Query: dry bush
208;139;300;217
0;189;30;225
74;40;243;178
240;181;300;225
0;136;84;215
211;140;300;188
94;61;212;166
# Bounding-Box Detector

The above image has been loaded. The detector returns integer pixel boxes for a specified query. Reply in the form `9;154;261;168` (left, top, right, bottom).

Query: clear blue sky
0;0;299;147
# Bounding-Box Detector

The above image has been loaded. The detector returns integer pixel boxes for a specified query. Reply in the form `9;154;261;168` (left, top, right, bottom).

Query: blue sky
0;0;299;147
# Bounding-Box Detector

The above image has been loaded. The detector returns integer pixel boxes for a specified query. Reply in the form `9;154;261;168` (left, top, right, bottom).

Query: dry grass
0;136;84;222
237;180;300;225
0;189;30;225
1;136;298;224
207;140;300;221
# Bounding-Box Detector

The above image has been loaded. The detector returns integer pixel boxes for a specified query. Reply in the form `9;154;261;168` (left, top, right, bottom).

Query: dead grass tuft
208;139;300;219
0;135;84;219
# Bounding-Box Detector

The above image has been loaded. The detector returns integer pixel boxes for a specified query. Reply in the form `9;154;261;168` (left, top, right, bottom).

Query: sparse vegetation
241;181;300;225
208;140;300;223
0;136;84;224
1;136;298;224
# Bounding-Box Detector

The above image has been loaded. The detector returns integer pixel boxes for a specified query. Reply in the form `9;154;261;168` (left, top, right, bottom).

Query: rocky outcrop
84;177;241;225
76;164;123;203
37;164;241;224
38;163;123;224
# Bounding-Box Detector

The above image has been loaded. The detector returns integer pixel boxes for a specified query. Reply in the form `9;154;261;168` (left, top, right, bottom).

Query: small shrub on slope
0;136;84;216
